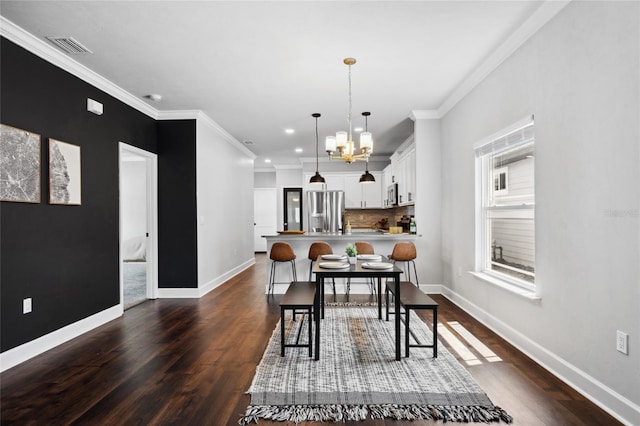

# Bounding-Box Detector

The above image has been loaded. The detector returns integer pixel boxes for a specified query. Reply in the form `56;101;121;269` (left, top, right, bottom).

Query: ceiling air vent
46;36;93;54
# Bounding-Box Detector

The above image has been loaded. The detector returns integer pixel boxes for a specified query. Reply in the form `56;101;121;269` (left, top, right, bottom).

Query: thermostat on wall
87;98;103;115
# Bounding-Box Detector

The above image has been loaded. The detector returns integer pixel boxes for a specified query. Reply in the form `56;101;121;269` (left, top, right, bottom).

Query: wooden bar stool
268;242;297;295
389;241;419;285
308;242;336;307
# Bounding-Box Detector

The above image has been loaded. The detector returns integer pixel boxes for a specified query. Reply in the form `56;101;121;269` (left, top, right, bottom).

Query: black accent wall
0;37;198;352
157;121;198;288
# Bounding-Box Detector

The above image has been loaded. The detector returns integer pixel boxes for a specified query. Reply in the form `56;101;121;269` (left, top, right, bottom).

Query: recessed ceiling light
295;148;303;153
144;94;162;102
264;158;271;163
354;127;363;132
285;129;295;134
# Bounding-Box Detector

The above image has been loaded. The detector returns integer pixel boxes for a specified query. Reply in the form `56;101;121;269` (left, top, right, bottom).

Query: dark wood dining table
312;258;403;361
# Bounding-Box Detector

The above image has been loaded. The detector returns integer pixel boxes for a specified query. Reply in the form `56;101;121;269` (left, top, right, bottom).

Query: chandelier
325;58;373;164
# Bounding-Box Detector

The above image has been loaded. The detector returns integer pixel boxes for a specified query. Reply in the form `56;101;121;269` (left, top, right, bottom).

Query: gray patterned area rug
240;306;512;424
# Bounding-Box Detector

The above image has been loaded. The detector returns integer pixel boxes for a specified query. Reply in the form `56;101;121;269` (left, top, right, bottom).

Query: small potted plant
346;244;358;264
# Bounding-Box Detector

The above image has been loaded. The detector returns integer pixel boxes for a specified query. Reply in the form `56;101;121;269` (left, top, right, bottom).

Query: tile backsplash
345;205;415;230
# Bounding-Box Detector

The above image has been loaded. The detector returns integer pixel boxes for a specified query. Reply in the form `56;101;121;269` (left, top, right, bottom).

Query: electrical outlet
23;298;32;314
616;330;628;355
457;266;463;277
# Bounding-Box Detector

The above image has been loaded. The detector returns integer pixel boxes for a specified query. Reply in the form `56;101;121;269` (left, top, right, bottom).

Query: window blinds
474;115;534;157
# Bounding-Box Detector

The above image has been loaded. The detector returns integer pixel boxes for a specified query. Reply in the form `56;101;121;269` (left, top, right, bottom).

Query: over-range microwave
387;183;398;206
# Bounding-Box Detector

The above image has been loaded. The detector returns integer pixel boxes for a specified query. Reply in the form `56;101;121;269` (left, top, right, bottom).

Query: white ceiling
0;1;545;169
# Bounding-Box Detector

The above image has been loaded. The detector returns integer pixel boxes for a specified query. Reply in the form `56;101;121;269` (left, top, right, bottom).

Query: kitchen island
264;231;420;294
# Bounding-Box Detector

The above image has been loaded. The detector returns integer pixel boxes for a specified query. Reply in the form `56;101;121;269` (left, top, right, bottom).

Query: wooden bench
386;281;438;358
279;281;316;357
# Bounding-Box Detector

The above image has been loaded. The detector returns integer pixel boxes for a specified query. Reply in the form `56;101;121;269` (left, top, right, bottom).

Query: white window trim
474;115;537;295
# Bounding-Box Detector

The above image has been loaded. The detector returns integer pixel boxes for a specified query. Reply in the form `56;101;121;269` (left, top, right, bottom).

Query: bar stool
355;241;375;255
268;242;297;295
389;242;419;285
308;242;336;298
350;241;376;295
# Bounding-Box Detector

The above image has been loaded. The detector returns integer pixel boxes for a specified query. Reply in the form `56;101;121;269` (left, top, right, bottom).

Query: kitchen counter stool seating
280;281;316;357
308;242;337;309
347;241;377;295
268;242;297;295
389;241;419;285
385;281;438;358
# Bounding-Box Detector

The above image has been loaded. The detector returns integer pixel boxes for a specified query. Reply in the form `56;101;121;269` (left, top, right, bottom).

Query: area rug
240;305;512;424
123;261;146;310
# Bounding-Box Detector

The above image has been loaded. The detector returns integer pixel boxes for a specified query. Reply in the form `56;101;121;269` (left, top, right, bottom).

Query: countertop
264;231;420;240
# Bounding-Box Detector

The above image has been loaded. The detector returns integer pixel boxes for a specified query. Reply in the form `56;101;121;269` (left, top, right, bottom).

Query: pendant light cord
348;63;352;143
315;116;319;172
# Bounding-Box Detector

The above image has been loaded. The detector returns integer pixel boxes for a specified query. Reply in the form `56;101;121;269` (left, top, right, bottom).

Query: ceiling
0;1;544;169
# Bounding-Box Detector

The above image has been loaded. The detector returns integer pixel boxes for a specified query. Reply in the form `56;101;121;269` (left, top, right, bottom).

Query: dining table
312;256;404;361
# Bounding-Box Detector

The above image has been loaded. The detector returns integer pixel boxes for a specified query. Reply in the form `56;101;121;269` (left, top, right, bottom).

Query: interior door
283;187;303;231
254;188;277;252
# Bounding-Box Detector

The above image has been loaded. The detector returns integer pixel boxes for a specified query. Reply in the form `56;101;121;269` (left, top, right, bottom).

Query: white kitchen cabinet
343;172;382;209
382;165;392;208
362;174;382;208
389;138;416;206
325;174;345;191
304;173;345;194
404;146;416;204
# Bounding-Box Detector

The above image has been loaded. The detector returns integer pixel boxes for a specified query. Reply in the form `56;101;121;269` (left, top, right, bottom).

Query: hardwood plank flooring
1;254;620;425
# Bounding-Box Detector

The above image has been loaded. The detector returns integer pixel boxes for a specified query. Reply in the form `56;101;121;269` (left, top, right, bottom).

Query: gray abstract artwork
49;139;81;205
0;124;41;203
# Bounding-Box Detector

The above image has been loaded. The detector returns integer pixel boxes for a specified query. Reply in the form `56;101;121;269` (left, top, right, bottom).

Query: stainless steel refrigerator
306;190;345;233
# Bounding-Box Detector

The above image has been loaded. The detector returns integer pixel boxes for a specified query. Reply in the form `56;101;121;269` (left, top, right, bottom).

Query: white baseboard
198;258;255;297
157;258;256;298
419;284;443;294
1;260;258;370
0;304;122;373
441;286;640;426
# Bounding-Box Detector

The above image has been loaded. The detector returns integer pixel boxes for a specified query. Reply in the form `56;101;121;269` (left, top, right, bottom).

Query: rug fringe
239;404;513;424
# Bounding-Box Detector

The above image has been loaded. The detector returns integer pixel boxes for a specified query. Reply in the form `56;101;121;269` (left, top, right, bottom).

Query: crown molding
0;16;256;161
156;110;200;120
409;110;441;121
437;0;572;117
253;168;276;173
274;164;303;170
192;111;257;159
300;155;390;164
0;16;159;119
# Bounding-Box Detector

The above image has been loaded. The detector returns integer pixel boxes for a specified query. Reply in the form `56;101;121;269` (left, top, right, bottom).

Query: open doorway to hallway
119;143;158;309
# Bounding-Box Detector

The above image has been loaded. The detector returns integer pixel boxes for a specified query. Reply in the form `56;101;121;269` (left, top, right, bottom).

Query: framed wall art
49;139;82;205
0;124;41;203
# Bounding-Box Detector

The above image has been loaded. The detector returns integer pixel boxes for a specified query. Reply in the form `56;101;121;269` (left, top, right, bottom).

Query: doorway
254;188;277;252
283;187;303;231
119;143;158;310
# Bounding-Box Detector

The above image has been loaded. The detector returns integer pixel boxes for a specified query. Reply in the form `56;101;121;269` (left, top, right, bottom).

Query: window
475;117;535;291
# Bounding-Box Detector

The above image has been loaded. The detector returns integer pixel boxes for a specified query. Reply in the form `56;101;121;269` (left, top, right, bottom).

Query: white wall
254;171;276;188
413;118;443;288
120;160;147;242
440;2;639;423
196;118;255;292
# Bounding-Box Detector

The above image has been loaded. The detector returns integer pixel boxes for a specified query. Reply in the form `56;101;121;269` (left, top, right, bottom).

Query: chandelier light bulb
325;136;337;153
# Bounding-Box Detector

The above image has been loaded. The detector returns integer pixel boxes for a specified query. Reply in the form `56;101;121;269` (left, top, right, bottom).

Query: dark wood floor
1;254;620;425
